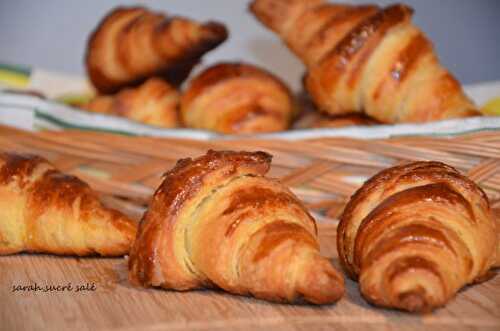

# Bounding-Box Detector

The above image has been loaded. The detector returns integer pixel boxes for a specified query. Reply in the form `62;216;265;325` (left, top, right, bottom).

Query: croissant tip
202;21;229;41
248;0;258;14
190;21;228;55
397;291;432;313
394;3;415;15
247;0;286;33
297;256;345;304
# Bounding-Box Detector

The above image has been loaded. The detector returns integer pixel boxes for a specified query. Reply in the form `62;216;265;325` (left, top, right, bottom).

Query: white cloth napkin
1;68;499;141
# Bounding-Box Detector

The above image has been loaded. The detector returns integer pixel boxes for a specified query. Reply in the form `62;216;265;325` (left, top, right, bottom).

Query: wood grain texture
1;223;499;331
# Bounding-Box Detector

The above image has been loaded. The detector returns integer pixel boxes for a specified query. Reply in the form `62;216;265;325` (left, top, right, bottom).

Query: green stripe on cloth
34;109;137;136
0;63;31;76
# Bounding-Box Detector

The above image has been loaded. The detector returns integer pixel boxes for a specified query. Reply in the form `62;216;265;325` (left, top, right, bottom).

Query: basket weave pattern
2;124;499;222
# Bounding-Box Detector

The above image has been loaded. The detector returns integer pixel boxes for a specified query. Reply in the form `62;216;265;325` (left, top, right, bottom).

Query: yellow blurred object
56;93;95;107
481;97;500;116
0;64;30;88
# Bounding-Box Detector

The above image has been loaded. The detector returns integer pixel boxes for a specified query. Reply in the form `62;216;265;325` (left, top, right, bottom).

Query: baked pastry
181;63;296;134
250;1;479;123
129;150;344;304
337;161;498;312
86;6;228;94
0;153;137;256
82;78;180;128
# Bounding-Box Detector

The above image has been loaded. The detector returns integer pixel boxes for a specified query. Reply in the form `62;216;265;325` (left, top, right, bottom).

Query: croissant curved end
360;260;446;312
296;254;345;304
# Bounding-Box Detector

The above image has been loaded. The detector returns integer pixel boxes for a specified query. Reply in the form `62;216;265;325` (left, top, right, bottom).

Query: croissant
181;63;296;134
337;161;498;312
86;6;228;94
0;153;137;256
129;150;344;304
83;78;180;128
250;1;479;123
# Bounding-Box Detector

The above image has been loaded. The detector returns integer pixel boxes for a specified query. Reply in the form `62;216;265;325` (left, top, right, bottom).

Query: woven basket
2;124;500;223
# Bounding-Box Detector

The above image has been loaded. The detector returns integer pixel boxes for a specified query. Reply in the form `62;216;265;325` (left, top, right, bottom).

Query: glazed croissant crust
83;78;180;128
0;153;137;256
129;150;344;304
181;63;296;134
337;161;498;312
86;6;228;94
250;1;478;123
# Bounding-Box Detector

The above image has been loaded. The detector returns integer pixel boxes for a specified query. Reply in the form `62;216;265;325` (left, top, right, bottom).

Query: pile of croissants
4;0;496;316
1;149;499;313
79;0;480;134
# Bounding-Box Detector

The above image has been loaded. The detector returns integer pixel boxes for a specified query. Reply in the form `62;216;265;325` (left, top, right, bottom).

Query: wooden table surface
1;223;499;331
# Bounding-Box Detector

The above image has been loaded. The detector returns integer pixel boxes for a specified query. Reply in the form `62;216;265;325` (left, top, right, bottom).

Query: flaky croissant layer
251;0;479;123
0;153;137;256
129;150;344;304
337;161;497;312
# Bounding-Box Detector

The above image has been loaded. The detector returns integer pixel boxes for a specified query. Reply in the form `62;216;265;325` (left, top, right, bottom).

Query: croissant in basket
82;78;180;128
337;161;498;312
86;6;228;94
0;153;137;256
181;63;296;134
250;0;478;123
129;150;344;304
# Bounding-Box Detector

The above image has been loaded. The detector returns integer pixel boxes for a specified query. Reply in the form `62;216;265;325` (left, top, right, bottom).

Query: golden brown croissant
337;161;498;312
129;150;344;304
82;78;180;128
181;62;296;134
86;6;228;94
0;153;137;256
250;1;479;123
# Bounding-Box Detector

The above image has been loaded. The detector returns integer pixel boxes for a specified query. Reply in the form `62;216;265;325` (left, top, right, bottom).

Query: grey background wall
0;0;499;92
